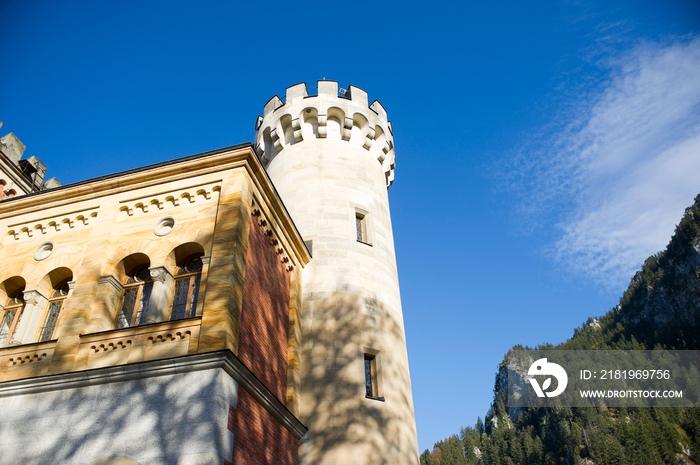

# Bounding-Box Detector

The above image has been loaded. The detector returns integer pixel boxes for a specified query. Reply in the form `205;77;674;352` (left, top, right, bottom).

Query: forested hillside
421;195;700;465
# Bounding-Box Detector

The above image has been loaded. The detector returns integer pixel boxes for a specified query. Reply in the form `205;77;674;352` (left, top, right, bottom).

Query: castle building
0;81;418;464
0;122;61;199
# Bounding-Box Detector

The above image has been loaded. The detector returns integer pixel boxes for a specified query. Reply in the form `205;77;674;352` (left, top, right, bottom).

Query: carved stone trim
118;182;222;219
33;242;54;261
252;199;295;272
147;331;191;345
90;340;132;353
0;340;57;371
7;209;98;241
22;290;47;306
8;352;48;366
148;266;172;283
153;216;176;237
98;275;123;291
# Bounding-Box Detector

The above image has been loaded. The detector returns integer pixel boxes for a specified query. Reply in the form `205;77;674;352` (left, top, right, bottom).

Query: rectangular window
135;284;153;325
170;274;200;320
356;213;367;243
364;354;377;398
0;296;24;348
0;309;19;348
37;300;63;342
169;256;203;321
116;282;152;328
116;287;138;328
37;283;70;343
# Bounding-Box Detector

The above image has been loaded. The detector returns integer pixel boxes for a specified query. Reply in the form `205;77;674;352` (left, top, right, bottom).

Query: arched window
116;266;153;328
0;290;24;348
37;280;70;342
169;256;202;320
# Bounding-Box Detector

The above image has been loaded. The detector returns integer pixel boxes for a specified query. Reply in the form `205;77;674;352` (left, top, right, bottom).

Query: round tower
255;81;419;464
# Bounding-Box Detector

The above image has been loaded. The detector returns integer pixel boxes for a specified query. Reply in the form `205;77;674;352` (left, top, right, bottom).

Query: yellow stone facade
0;145;309;407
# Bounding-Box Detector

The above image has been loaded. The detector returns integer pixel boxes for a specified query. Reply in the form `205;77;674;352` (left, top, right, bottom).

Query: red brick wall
227;389;299;465
239;213;291;401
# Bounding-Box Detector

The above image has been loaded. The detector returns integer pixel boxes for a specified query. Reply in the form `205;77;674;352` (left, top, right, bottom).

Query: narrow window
364;354;378;398
169;256;202;320
356;212;367;243
37;281;70;342
0;291;24;348
116;267;153;328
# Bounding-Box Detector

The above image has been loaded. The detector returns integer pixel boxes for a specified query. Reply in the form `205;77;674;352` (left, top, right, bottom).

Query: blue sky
2;0;699;453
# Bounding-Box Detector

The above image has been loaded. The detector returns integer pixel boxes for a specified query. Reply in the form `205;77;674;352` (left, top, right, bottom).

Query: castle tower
255;81;419;464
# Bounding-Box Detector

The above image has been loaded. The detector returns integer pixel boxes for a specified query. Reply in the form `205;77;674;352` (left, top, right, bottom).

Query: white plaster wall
0;368;236;465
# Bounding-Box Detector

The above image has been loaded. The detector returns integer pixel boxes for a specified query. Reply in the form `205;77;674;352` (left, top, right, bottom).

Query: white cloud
516;37;700;289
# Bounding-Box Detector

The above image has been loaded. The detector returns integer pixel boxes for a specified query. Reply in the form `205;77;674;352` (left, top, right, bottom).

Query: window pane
38;300;63;342
170;278;189;321
356;216;364;242
0;310;17;348
117;288;138;328
135;283;153;325
365;357;374;397
188;274;201;318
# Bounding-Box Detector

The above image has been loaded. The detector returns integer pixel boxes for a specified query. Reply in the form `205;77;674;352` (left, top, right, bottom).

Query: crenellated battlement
254;81;396;187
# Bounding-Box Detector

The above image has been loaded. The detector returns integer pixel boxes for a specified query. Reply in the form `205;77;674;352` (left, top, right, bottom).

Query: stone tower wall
255;81;419;465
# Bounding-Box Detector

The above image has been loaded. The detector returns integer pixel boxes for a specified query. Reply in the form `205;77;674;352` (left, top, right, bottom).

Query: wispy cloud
507;37;700;289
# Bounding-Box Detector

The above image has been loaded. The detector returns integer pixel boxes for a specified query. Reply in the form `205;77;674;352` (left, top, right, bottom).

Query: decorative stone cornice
0;350;308;440
148;331;190;345
118;182;221;219
9;352;48;365
252;199;295;272
7;208;98;241
90;340;132;353
22;290;47;306
148;266;173;283
0;339;57;371
98;275;123;291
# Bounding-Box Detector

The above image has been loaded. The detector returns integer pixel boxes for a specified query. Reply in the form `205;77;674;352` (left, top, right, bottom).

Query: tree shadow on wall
0;360;232;464
299;290;418;465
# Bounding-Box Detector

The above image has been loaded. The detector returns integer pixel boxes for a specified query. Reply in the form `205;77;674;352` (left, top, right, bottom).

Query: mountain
421;194;700;465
